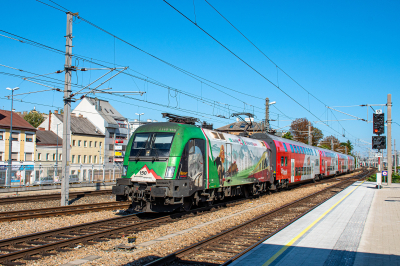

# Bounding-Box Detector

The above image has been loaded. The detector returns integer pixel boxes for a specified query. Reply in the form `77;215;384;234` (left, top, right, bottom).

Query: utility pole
345;146;348;155
331;138;334;151
394;139;397;173
5;87;19;187
308;121;312;145
265;97;269;132
61;12;76;206
387;94;392;185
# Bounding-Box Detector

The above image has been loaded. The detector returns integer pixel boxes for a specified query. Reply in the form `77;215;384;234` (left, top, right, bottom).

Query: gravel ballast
0;194;116;213
17;174;361;266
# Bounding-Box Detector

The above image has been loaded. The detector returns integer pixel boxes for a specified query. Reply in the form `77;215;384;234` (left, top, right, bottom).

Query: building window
94;155;97;164
109;156;114;163
78;140;81;147
11;152;18;161
109;144;114;151
99;142;102;147
78;155;81;163
53;154;56;161
109;133;114;139
89;141;92;147
46;153;50;161
94;141;97;148
0;132;4;140
25;153;33;161
59;154;62;160
84;155;87;163
26;134;33;142
38;153;41;161
84;141;87;147
72;155;75;163
0;152;3;161
89;155;92;163
11;133;19;141
72;140;76;146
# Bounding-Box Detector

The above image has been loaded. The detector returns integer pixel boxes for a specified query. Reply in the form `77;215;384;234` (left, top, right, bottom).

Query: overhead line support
61;11;77;206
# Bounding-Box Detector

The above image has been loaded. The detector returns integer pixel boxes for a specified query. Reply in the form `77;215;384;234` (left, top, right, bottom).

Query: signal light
373;113;384;135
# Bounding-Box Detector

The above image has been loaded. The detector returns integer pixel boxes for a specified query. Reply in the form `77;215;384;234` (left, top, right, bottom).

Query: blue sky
1;0;399;157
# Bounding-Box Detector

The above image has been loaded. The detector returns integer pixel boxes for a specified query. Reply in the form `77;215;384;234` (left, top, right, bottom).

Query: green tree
289;118;323;146
339;140;354;154
319;135;341;151
23;111;44;128
282;131;293;140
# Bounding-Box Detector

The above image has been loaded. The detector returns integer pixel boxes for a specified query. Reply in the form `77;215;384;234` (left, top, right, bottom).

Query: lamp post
135;113;144;127
5;87;19;187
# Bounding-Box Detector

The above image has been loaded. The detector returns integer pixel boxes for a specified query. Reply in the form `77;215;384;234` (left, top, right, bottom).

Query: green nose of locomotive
112;122;199;212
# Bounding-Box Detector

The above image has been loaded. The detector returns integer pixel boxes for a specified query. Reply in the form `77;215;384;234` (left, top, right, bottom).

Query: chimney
54;110;58;114
48;111;51;131
79;114;83;118
95;98;101;111
38;127;45;131
71;113;75;117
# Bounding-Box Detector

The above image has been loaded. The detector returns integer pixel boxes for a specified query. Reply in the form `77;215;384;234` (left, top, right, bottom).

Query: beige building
38;111;105;165
0;109;36;185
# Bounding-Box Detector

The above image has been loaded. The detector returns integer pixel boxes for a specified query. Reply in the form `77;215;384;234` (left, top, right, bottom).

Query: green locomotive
112;121;273;212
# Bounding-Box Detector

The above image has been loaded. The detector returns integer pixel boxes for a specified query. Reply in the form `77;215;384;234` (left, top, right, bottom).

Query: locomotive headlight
123;165;128;176
164;167;176;179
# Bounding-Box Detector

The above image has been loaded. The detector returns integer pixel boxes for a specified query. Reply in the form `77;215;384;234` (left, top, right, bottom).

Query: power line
163;0;342;133
203;0;327;107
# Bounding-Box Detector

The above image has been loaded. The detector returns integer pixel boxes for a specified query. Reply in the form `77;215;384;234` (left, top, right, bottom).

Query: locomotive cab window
130;132;175;158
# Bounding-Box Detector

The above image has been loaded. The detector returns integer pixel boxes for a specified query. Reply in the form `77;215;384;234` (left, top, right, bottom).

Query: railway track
0;196;254;265
0;201;131;222
0;189;112;205
0;169;369;265
145;168;374;266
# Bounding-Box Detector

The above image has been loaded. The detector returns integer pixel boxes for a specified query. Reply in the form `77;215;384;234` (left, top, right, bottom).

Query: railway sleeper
201;247;237;254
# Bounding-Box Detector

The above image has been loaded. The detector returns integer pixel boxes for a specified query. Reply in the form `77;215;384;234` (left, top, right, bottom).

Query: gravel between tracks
0;194;116;213
19;172;361;266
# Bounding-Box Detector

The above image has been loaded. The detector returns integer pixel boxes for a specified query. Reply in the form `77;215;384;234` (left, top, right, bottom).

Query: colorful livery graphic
112;122;355;212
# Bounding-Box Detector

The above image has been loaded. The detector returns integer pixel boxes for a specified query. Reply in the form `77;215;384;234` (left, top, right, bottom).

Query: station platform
231;181;400;266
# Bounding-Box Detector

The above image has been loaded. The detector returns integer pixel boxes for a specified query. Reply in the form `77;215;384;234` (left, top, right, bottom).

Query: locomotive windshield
130;132;175;158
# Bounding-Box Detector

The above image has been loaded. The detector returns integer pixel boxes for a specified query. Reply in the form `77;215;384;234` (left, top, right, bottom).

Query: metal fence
0;164;122;187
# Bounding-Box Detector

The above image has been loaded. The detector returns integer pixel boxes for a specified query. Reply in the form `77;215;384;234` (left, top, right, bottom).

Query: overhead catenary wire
15;1;372;150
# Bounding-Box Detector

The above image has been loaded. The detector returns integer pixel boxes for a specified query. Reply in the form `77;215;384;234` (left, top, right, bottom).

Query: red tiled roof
0;110;36;131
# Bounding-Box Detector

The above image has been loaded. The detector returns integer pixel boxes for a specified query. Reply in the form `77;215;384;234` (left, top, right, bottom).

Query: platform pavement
230;181;400;266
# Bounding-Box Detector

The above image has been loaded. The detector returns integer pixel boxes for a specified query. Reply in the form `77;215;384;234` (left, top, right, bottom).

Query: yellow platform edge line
263;181;365;266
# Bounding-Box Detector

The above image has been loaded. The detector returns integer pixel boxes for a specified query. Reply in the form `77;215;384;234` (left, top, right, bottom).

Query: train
112;122;355;212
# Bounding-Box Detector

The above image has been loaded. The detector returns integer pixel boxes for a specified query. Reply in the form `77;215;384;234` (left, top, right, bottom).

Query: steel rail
0;169;369;265
0;201;131;222
0;193;259;265
0;189;112;205
145;168;374;266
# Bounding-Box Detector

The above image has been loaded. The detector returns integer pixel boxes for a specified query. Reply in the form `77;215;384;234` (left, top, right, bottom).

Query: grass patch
367;172;400;183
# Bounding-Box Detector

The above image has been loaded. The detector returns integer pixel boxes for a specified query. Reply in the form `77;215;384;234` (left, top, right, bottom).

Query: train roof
251;133;353;159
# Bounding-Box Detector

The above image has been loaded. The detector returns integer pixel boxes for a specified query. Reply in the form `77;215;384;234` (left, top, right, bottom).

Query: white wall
24;131;35;153
12;130;20;152
73;98;106;134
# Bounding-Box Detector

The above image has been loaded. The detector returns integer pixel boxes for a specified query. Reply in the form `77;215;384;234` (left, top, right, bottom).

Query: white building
129;119;158;137
72;97;129;166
